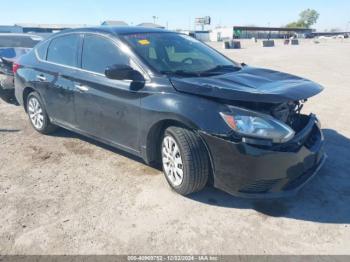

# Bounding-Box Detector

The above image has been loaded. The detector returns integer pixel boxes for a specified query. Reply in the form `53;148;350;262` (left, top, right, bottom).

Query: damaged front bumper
200;114;326;198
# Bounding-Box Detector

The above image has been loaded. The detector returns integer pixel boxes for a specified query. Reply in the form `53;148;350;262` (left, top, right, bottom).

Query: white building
137;23;165;29
209;27;234;41
193;31;210;42
176;30;210;42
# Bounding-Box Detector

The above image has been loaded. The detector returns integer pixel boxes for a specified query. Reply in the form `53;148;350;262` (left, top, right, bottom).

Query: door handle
36;74;46;82
75;84;89;92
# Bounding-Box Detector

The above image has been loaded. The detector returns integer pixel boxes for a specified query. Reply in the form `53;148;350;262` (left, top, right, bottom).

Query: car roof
53;26;174;36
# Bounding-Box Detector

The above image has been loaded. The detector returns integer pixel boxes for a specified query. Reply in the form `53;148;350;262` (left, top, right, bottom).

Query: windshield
0;35;42;48
121;32;240;76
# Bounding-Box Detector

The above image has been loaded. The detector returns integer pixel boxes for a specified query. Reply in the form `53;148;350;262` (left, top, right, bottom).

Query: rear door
73;34;142;153
41;34;81;126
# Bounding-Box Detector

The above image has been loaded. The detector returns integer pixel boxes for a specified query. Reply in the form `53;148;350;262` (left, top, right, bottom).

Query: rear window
0;35;42;48
47;34;80;67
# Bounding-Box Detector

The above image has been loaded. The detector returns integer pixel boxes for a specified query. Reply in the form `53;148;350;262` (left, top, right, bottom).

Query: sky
0;0;349;31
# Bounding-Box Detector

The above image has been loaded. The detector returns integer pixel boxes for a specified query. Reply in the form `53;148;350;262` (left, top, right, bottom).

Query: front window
121;32;240;76
82;34;131;74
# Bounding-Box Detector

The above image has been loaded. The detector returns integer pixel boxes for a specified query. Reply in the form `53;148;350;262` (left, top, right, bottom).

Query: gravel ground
0;39;350;255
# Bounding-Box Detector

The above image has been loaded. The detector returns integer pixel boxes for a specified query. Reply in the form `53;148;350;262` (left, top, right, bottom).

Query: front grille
239;179;282;194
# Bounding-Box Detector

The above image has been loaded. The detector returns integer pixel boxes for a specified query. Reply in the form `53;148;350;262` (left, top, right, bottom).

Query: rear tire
161;126;209;195
26;91;57;134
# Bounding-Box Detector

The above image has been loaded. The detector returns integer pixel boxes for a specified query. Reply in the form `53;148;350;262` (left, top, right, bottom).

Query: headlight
220;110;295;143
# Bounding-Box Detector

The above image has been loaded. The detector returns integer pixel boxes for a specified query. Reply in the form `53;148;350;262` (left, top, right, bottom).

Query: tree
286;9;320;28
299;9;320;28
286;21;305;28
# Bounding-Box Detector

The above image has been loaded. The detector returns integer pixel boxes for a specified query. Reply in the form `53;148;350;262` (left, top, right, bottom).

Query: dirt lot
1;39;350;255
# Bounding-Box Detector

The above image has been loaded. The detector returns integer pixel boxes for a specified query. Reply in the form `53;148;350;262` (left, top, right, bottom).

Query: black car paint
15;27;325;198
170;66;323;103
201;114;326;198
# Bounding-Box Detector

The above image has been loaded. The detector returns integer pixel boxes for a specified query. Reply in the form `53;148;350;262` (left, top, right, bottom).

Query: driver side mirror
105;64;144;82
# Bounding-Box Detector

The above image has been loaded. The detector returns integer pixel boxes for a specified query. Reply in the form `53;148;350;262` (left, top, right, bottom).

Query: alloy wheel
28;96;44;130
162;135;184;187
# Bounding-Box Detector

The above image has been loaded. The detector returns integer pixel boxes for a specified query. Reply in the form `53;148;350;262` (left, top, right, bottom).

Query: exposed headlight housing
220;108;295;143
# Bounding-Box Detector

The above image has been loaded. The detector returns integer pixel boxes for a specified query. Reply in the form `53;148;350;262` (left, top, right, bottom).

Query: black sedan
0;33;43;101
14;27;326;198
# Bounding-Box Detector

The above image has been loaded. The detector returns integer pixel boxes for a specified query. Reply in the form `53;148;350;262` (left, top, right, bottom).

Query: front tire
161;126;209;195
26;91;57;134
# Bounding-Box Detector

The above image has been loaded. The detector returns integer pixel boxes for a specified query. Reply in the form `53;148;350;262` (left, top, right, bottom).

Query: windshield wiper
161;65;241;77
160;70;200;77
198;65;241;75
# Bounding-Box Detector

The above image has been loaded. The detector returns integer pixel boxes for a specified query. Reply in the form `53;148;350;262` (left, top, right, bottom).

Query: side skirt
51;119;142;159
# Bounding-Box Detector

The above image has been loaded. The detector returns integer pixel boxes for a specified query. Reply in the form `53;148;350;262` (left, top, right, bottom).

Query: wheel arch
144;118;196;165
22;86;36;112
143;117;214;177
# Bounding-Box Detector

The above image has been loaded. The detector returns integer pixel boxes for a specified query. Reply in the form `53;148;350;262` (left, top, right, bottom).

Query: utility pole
152;16;158;24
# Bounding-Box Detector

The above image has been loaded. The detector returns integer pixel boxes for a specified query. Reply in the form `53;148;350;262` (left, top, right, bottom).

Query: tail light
12;62;20;74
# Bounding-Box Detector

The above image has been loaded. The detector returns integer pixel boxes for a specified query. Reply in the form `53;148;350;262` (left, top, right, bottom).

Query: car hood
169;66;324;103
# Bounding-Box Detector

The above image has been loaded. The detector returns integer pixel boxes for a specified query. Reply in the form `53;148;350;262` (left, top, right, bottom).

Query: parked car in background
0;33;43;101
15;27;326;198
